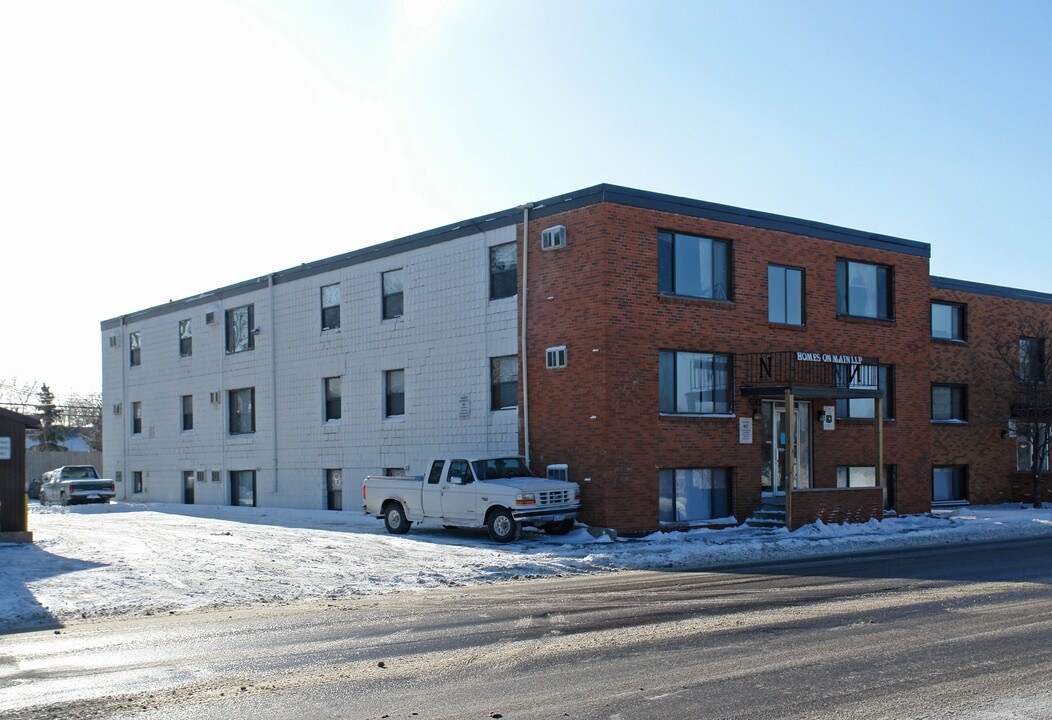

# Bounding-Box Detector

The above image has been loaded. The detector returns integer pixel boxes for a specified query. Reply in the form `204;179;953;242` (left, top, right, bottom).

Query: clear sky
2;0;1050;398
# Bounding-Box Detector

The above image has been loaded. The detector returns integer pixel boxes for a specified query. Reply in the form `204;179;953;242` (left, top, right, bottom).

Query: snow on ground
3;502;1052;632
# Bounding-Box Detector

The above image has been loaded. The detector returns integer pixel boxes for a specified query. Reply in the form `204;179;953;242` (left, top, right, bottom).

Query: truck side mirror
449;476;464;485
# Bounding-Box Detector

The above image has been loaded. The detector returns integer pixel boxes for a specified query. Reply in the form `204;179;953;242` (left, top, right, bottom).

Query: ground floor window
183;470;195;504
932;465;968;504
1015;423;1050;472
133;471;143;494
230;470;256;507
659;468;732;523
836;465;896;510
326;469;342;510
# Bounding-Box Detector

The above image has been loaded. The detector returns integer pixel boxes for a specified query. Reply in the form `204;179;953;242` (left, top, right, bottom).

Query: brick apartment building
100;184;1052;534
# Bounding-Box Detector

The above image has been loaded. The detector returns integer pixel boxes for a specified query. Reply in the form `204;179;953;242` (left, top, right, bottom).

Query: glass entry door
761;401;812;495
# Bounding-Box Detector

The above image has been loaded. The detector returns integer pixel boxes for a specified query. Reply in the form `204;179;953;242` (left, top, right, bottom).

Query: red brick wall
521;202;932;534
789;488;884;530
929;287;1052;505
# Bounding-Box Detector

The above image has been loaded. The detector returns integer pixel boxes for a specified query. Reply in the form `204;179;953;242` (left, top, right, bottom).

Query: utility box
822;405;836;431
0;407;41;543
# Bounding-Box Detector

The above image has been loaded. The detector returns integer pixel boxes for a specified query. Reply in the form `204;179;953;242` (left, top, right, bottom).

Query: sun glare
402;0;450;28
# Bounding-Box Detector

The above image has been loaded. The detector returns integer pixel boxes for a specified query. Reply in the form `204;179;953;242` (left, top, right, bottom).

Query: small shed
0;407;41;543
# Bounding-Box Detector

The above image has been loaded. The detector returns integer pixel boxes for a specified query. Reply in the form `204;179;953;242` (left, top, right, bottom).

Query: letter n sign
760;354;773;380
849;364;864;384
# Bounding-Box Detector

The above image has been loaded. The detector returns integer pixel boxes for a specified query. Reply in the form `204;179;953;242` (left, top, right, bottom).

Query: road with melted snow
3;537;1052;719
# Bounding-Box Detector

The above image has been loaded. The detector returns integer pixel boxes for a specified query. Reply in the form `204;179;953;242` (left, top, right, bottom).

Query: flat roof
101;184;931;330
931;276;1052;306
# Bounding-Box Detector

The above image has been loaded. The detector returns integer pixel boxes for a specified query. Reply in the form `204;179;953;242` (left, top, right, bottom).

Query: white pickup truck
362;455;581;542
39;465;116;506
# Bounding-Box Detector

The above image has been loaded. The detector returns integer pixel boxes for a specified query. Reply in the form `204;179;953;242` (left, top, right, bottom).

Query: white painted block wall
101;226;519;509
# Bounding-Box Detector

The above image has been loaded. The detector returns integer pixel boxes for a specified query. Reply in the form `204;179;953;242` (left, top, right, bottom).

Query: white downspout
269;274;279;494
519;202;534;465
120;315;128;501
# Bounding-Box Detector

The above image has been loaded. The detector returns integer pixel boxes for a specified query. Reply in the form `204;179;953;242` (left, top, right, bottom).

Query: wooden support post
875;396;884;510
784;388;795;530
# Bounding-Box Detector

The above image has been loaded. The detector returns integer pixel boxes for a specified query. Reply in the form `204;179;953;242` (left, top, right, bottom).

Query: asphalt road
3;537;1052;720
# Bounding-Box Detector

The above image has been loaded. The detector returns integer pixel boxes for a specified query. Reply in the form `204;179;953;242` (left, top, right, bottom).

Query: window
228;387;255;435
931;384;966;422
179;319;192;357
489;243;517;300
837;466;897;510
133;471;143;494
659;351;733;415
129;331;141;366
384;467;406;477
1016;423;1050;472
230;470;256;507
427;460;446;485
131;401;142;435
385;370;405;418
932;465;968;504
659;468;732;523
183;470;195;504
491;355;518;410
1020;337;1046;383
181;395;194;431
382;269;403;319
931;302;965;341
658;231;731;300
546;346;567;369
321;284;341;331
835;364;893;419
324;377;342;421
836;259;892;319
326;469;342;511
768;265;804;325
225;304;255;353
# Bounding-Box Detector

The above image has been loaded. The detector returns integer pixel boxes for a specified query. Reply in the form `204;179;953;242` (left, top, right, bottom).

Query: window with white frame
324;376;342;421
321;284;341;331
385;369;405;417
546;346;567;369
382;270;403;320
659;351;733;414
225;304;255;353
836;259;892;319
491;356;518;410
658;231;731;300
489;243;517;300
659;468;732;523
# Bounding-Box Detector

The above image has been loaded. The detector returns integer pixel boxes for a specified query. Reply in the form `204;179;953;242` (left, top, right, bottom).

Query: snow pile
2;502;1051;631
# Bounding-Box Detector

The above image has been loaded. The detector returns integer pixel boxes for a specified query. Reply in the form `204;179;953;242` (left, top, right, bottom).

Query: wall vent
211;470;221;483
209;391;221;404
112;403;122;415
547;464;569;482
196;470;205;483
108;335;119;348
541;225;566;251
546;346;567;369
205;312;216;325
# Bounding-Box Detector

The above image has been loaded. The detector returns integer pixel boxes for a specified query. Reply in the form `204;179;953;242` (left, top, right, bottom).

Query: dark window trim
321;283;341;331
659;350;735;416
181;394;194;432
657;230;734;301
768;263;806;326
225;304;255;354
324;376;342;422
836;257;894;320
658;467;734;524
930;301;967;343
382;269;404;320
932;464;969;505
490;355;519;411
489;242;518;301
385;369;405;418
178;319;193;357
931;383;967;422
228;387;256;435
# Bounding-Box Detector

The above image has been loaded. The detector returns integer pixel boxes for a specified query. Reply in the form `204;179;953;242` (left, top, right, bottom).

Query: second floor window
179;319;192;357
321;284;341;331
768;265;804;325
931;384;966;421
129;332;141;367
382;270;403;320
490;355;518;410
1020;337;1046;383
131;401;142;435
836;259;892;320
489;243;517;300
229;387;255;434
324;376;342;421
226;304;255;354
181;395;194;431
658;231;731;300
659;351;733;415
931;302;965;341
385;370;405;418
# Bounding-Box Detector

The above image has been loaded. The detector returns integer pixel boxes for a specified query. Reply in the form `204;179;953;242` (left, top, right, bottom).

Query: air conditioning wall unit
205;312;215;325
112;403;122;415
547;464;569;482
108;334;120;348
546;345;567;369
209;391;221;404
541;225;566;251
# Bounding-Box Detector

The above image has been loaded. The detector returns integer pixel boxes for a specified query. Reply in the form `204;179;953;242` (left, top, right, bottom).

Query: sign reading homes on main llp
795;352;874;365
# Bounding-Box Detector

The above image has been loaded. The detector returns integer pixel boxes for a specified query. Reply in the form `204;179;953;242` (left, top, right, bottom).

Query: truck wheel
60;492;69;507
39;491;47;506
544;519;575;535
383;503;411;535
487;508;520;543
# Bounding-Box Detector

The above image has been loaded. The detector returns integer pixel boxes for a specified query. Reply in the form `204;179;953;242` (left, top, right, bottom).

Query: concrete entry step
744;503;787;529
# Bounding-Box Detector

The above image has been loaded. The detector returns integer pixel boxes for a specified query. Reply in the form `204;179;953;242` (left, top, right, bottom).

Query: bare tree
0;376;39;411
992;317;1052;508
65;392;103;452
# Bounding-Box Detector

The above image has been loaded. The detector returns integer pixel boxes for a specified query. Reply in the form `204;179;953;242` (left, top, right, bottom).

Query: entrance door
761;401;812;495
183;471;195;505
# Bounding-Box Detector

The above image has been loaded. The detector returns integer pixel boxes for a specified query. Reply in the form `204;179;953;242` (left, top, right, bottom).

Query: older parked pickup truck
363;455;581;542
39;466;116;506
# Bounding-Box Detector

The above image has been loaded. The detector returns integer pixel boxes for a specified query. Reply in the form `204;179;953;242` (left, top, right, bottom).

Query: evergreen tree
32;383;67;451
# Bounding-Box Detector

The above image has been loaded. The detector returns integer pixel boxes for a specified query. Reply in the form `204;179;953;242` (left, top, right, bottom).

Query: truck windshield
63;467;99;479
471;458;535;481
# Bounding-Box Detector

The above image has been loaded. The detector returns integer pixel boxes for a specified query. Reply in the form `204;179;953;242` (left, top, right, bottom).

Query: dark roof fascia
100;183;928;329
0;407;41;428
931;276;1052;306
